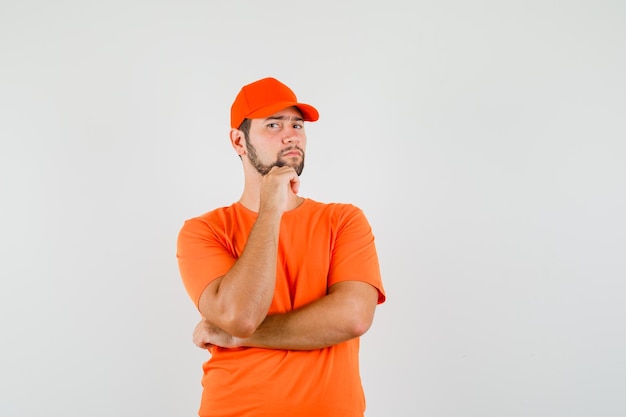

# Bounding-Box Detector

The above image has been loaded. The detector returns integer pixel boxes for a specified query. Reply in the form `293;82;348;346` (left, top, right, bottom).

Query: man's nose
282;126;300;143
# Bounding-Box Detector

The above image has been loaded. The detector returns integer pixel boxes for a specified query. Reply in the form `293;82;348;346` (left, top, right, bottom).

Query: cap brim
247;102;319;122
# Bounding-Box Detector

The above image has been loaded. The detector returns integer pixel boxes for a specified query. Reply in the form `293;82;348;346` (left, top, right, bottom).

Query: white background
1;1;625;416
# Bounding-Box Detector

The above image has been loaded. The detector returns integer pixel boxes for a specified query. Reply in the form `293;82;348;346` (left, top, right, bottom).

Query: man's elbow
229;322;259;339
200;301;262;339
345;307;375;338
220;312;261;339
332;281;379;339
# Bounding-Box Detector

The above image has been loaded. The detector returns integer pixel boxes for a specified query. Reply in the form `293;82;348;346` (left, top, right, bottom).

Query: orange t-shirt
177;198;386;417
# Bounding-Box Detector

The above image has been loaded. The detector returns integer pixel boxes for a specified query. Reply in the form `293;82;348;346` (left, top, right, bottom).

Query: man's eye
268;123;279;128
293;124;303;129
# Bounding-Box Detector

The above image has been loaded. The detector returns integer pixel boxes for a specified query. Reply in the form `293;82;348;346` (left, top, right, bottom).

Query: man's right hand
259;166;300;214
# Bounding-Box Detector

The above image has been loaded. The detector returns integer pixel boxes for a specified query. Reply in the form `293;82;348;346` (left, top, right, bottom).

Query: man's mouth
282;148;302;157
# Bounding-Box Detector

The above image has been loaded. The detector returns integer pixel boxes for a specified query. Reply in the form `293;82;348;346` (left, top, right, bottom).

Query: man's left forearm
239;280;379;350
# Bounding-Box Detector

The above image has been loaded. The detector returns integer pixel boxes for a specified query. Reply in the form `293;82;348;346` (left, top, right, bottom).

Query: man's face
245;107;307;176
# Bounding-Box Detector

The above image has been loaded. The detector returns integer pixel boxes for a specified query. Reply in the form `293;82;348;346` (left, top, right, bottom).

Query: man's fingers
193;334;214;349
290;176;300;194
269;166;299;194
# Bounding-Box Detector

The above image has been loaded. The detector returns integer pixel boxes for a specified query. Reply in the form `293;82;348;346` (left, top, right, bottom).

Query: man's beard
245;140;305;177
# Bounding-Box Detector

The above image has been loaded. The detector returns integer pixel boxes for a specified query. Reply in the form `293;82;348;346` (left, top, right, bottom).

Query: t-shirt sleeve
328;206;386;304
176;217;237;308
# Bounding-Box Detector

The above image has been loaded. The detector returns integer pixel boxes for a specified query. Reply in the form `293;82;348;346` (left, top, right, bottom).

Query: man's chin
276;159;304;176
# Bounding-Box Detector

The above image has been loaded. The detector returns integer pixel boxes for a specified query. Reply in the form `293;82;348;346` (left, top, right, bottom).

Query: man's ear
229;128;246;156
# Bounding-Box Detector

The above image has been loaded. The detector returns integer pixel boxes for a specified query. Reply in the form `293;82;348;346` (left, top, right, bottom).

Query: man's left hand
193;319;243;349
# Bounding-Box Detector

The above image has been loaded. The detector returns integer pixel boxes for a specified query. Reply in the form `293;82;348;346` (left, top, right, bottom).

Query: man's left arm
193;280;379;350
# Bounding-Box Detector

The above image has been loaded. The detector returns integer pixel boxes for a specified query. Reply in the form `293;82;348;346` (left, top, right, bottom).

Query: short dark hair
238;118;251;140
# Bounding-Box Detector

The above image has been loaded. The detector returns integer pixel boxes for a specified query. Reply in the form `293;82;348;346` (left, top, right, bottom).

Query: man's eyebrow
265;115;304;122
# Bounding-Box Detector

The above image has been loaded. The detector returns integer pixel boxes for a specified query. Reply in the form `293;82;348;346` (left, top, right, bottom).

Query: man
176;77;386;417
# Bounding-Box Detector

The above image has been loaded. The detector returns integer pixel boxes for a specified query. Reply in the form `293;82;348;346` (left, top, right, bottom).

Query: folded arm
194;280;379;350
196;166;301;338
196;207;281;338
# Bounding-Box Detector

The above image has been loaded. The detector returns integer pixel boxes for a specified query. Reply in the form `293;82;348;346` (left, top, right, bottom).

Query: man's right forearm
198;209;282;338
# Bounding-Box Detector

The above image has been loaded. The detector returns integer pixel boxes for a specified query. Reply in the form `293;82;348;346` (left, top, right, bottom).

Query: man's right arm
197;208;281;338
196;166;300;338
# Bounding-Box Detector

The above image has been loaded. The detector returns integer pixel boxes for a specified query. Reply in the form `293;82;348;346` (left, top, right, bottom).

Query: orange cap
230;77;319;129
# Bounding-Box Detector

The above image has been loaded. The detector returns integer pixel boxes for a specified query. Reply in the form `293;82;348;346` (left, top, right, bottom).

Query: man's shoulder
305;198;361;210
181;203;241;229
302;198;365;219
195;203;237;219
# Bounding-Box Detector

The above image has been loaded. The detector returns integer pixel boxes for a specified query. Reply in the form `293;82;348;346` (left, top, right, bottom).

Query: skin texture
194;107;379;349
